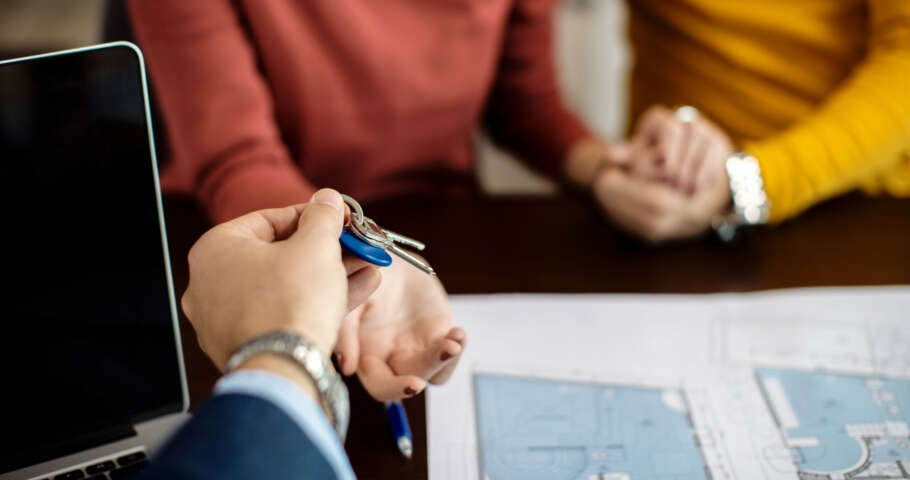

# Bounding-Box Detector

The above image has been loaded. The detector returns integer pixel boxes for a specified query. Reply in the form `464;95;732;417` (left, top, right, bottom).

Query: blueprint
756;368;910;478
474;375;708;479
426;287;910;480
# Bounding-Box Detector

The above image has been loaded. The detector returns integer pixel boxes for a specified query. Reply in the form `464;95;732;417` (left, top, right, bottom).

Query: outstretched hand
334;257;465;402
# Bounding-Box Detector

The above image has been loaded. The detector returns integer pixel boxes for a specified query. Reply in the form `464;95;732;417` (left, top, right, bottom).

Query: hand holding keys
339;194;435;276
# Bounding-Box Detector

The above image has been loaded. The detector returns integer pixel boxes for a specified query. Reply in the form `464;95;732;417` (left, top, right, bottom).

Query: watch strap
713;152;770;241
225;330;350;440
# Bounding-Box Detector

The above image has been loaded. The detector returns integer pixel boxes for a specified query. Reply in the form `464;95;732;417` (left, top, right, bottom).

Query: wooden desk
161;192;910;479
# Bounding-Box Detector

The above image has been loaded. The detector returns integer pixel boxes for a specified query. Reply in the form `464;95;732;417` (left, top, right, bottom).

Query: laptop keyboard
45;451;149;480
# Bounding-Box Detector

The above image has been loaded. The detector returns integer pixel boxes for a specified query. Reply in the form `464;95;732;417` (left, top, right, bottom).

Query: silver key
342;195;436;276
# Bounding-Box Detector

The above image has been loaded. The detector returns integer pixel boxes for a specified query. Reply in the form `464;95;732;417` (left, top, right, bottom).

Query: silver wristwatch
712;152;770;242
225;330;350;440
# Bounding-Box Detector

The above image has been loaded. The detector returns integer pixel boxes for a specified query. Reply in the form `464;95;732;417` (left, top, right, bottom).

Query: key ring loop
338;193;436;276
342;194;366;226
341;194;391;248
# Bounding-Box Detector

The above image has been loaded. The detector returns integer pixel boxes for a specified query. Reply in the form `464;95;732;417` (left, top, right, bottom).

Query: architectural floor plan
426;288;910;480
474;374;708;479
757;368;910;479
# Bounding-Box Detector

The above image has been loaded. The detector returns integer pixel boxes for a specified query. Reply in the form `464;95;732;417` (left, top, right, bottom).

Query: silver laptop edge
0;42;190;480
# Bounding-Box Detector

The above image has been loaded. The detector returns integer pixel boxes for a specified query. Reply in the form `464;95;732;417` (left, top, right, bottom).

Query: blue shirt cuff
215;370;355;480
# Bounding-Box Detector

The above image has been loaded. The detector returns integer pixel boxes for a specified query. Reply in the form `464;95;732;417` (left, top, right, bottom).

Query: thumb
606;142;632;166
291;188;346;245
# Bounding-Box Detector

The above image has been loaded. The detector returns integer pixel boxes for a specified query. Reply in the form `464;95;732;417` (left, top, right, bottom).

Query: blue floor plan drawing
756;368;910;479
473;374;709;480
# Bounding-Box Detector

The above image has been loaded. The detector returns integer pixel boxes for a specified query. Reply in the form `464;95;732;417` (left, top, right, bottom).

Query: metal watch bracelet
225;330;350;440
712;152;770;242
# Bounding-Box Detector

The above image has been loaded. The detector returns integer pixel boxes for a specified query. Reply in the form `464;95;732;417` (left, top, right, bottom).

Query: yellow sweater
628;0;910;222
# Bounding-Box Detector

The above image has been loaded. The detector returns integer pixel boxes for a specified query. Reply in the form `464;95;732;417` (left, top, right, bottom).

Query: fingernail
335;353;344;370
404;387;417;396
440;352;452;362
312;189;342;211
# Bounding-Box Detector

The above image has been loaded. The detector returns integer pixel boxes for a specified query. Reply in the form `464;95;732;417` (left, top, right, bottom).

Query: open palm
335;257;465;401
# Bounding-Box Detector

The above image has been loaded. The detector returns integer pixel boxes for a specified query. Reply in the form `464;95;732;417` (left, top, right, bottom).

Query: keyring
339;194;435;275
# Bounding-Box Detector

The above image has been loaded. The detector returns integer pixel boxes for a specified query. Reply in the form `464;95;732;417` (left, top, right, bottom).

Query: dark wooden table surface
161;191;910;480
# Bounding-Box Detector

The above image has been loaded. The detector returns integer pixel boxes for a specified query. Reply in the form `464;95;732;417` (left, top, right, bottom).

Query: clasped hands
182;189;464;406
579;105;735;243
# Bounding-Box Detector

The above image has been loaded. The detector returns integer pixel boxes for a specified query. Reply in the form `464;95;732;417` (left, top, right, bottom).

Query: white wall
0;0;103;51
476;0;631;195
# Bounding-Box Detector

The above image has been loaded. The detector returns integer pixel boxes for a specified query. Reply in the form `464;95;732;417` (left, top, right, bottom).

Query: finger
428;328;467;385
605;142;631;166
595;169;656;238
358;355;427;402
658;120;686;183
633;108;668;152
291;189;345;246
634;105;672;139
347;266;381;313
629;108;673;180
224;204;307;242
388;335;464;382
627;139;663;181
334;311;361;376
695;140;728;192
596;169;685;243
429;354;462;385
608;180;665;240
446;327;466;347
343;255;372;276
678;127;711;194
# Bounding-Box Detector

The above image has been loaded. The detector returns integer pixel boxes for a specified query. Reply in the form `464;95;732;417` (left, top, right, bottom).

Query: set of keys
338;194;436;276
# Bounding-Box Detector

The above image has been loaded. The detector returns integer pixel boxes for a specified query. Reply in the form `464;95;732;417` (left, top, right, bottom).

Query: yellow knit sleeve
744;1;910;222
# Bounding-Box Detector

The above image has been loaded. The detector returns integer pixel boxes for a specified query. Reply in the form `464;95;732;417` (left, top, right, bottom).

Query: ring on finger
675;105;700;125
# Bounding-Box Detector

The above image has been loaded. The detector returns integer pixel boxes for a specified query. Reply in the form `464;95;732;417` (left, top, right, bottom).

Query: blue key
340;229;392;267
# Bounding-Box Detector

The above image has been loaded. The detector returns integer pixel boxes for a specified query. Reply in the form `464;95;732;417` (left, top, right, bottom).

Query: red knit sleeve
483;0;592;176
129;0;315;223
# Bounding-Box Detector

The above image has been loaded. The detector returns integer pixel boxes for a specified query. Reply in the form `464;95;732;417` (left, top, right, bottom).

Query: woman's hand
627;105;733;194
593;167;731;244
335;257;466;402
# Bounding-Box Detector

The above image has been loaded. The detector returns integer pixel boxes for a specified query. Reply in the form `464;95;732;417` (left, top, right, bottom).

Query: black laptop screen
0;45;184;472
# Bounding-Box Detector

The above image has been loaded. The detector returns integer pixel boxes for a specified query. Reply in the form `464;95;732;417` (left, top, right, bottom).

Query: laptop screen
0;44;185;473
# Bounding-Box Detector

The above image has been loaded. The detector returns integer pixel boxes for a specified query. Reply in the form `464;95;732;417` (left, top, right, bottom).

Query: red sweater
130;0;590;222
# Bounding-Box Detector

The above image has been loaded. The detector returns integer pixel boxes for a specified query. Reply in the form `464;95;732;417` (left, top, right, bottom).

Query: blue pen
385;401;413;459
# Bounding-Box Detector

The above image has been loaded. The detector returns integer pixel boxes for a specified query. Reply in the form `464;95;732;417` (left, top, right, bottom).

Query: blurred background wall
0;0;630;195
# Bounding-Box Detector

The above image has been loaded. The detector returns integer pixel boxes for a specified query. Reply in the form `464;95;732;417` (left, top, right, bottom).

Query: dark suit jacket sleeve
134;393;339;480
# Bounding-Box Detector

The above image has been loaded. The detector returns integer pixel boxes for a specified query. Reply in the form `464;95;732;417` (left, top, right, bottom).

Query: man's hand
593;167;731;243
334;258;466;402
181;189;382;371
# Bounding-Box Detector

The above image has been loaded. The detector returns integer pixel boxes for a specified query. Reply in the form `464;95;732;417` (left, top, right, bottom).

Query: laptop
0;42;188;480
